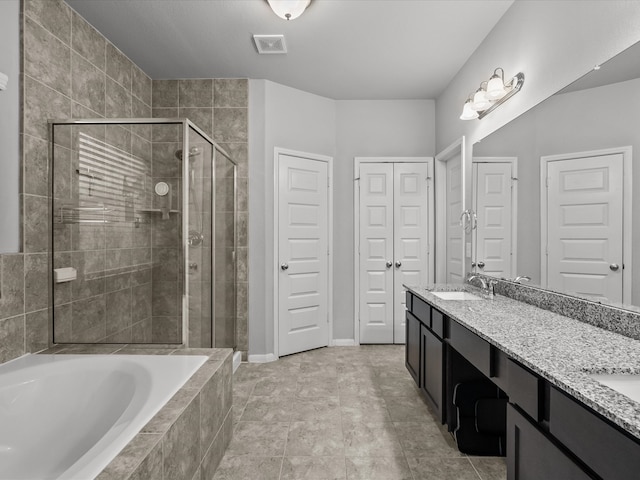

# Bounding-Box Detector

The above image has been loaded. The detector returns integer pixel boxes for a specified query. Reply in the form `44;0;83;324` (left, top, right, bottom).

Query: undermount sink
431;291;483;301
589;373;640;403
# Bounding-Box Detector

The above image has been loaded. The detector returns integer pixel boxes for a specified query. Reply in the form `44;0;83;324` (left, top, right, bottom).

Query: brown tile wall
152;79;249;353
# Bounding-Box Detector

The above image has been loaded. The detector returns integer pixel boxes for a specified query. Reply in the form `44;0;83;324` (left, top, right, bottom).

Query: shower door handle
281;263;289;271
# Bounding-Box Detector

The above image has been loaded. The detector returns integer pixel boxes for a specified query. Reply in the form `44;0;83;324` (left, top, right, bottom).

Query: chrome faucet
467;274;497;299
513;275;531;284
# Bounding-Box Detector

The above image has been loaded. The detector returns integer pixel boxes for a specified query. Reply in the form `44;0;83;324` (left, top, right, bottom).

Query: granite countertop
406;284;640;441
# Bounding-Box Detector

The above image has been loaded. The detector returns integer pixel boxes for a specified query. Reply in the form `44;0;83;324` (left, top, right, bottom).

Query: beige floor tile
280;456;347;480
225;422;289;456
285;420;345;456
468;456;507;480
384;395;432;421
296;376;340;397
252;376;298;396
393;421;461;457
240;395;294;422
340;396;392;423
289;396;342;422
212;455;282;480
343;421;404;457
406;456;481;480
345;456;413;480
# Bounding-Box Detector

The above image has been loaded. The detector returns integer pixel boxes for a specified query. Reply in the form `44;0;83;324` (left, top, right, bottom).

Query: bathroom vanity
405;285;640;480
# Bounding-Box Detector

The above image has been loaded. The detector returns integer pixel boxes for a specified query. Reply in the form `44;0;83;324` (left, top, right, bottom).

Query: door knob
395;261;402;268
477;261;485;268
386;261;393;268
610;263;620;271
281;263;289;271
471;262;476;267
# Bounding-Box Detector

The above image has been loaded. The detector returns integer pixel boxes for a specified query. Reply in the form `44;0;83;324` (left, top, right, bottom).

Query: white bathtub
0;353;207;480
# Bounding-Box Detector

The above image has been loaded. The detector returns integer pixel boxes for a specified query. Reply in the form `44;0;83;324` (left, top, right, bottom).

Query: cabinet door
507;405;591;480
421;324;444;422
405;311;421;384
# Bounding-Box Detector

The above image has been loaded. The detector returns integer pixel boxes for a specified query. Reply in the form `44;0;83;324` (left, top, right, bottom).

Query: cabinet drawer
413;295;431;326
431;308;445;338
448;320;492;377
549;386;640;480
508;404;591;480
507;359;541;421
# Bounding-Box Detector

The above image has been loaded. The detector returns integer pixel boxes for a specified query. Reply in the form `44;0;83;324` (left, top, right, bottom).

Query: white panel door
393;162;429;344
546;154;623;302
359;163;394;343
278;155;329;356
474;162;513;278
446;155;463;283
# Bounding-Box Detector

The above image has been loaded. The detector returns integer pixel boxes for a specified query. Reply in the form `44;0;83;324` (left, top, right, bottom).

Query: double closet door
358;161;431;344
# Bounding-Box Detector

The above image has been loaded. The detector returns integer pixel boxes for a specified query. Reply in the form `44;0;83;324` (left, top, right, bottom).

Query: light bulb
267;0;311;20
460;100;479;120
486;75;507;100
471;89;491;111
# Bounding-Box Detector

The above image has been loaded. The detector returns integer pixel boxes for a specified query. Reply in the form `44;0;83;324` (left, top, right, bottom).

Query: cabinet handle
395;261;402;268
386;261;393;269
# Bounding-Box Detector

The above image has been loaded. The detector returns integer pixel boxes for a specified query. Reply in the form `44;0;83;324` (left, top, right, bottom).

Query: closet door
393;163;429;343
359;163;394;343
359;162;429;344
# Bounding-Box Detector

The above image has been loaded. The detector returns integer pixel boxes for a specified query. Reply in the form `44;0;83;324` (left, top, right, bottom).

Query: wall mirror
471;40;640;311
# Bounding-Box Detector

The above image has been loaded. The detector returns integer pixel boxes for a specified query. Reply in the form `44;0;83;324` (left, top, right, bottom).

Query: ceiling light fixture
460;68;525;120
267;0;310;21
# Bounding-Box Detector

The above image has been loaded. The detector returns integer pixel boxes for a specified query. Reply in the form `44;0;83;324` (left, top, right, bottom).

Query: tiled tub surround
42;345;233;480
0;353;207;479
407;284;640;441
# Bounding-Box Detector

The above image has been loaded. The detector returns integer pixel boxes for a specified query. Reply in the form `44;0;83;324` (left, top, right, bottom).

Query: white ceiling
65;0;514;100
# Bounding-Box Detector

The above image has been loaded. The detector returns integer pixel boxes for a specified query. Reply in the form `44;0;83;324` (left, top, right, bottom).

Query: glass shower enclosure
49;119;237;349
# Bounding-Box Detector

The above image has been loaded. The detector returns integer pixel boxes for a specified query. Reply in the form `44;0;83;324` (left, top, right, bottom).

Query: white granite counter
407;284;640;440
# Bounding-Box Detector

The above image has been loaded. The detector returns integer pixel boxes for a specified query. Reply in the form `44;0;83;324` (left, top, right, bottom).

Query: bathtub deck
40;345;233;480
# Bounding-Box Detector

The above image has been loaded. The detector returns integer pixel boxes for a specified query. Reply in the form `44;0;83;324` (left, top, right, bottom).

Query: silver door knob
610;263;620;271
395;261;402;268
477;261;485;268
281;263;289;271
471;262;476;267
386;261;393;268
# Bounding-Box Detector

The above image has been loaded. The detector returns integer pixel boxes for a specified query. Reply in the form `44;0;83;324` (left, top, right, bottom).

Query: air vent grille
253;34;287;54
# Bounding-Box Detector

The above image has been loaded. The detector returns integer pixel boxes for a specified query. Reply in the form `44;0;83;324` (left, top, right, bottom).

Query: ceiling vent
253;34;287;54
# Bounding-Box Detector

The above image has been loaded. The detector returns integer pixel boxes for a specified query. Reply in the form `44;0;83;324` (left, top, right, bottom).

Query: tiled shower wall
152;79;249;353
0;0;249;363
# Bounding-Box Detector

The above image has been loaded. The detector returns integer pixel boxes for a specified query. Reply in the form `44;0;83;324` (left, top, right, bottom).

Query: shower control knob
610;263;620;271
281;263;289;271
386;261;393;268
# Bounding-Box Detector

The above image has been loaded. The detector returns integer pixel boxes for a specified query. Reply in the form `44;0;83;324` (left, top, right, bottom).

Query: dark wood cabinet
507;404;592;480
405;311;421;384
421;323;444;421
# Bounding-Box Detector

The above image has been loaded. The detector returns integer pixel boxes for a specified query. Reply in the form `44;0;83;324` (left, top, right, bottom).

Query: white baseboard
248;353;278;363
232;351;242;373
331;339;357;347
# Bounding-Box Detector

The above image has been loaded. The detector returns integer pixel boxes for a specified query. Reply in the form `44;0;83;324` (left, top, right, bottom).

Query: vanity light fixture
267;0;311;20
460;68;525;120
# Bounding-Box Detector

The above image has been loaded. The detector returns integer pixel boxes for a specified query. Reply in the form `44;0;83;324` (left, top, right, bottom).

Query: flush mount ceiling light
267;0;311;20
460;68;525;120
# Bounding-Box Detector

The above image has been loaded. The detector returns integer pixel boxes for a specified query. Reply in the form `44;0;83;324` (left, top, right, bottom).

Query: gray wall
248;82;435;355
474;77;640;305
434;0;640;280
0;0;20;253
248;79;336;357
333;100;435;340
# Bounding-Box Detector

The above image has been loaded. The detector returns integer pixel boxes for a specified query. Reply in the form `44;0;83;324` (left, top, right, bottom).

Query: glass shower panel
186;126;214;347
214;150;237;349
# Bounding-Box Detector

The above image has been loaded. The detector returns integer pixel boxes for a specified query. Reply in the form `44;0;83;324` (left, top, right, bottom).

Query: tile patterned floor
215;345;507;480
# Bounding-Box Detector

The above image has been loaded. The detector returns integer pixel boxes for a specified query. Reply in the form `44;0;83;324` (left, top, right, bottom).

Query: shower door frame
48;118;236;348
